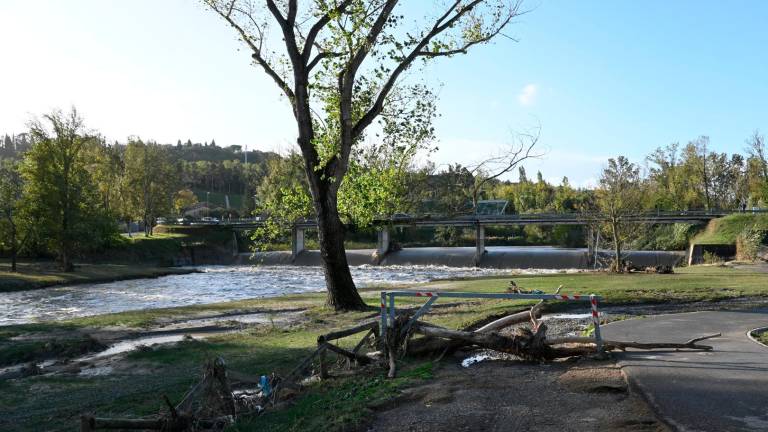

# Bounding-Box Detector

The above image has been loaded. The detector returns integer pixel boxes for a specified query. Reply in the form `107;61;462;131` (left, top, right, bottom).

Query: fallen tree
77;286;723;430
381;284;721;376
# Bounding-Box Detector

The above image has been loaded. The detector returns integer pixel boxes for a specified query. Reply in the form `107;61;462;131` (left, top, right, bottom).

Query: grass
0;336;105;367
2;265;768;431
692;213;768;245
192;189;244;209
757;332;768;346
0;260;196;293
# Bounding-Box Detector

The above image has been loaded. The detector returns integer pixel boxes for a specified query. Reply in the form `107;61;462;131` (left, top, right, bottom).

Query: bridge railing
167;208;765;228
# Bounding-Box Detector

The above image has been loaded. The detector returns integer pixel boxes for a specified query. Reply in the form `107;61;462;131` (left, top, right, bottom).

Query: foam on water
0;265;569;325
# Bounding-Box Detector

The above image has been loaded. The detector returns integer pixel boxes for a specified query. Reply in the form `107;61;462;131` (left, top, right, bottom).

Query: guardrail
162;208;766;228
379;290;605;352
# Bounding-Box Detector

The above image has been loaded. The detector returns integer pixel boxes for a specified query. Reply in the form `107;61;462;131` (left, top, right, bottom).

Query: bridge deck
223;210;751;230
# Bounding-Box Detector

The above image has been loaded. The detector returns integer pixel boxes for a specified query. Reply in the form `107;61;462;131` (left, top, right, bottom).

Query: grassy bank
692;213;768;245
0;261;196;293
0;227;235;292
103;226;236;263
1;266;767;431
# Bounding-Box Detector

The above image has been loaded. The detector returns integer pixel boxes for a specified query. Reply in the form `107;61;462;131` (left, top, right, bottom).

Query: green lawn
1;265;767;431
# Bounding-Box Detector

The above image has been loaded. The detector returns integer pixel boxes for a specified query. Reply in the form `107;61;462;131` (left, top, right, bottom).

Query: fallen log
411;321;721;361
284;344;326;382
317;320;378;344
474;285;562;333
413;322;556;360
546;333;720;351
321;342;373;365
474;310;535;333
352;328;376;354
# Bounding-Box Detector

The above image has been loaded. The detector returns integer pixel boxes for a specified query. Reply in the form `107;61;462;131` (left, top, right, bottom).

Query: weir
229;210;741;265
475;225;485;266
253;246;686;269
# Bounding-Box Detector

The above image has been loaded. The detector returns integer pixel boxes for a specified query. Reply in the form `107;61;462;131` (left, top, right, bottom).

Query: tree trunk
10;224;17;272
611;219;621;272
312;182;367;311
60;218;73;272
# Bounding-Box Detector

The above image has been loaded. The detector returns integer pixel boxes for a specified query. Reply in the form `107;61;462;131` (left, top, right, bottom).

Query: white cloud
517;84;538;106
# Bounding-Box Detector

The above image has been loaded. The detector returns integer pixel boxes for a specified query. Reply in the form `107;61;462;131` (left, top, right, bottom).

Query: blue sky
1;1;766;186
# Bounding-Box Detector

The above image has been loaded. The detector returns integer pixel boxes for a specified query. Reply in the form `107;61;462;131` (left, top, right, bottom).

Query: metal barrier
380;290;604;352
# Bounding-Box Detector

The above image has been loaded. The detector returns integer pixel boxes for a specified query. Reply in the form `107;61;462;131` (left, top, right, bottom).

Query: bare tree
204;0;524;310
465;127;541;210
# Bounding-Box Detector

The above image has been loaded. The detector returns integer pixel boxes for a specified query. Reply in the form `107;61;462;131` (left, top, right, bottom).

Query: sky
1;0;767;187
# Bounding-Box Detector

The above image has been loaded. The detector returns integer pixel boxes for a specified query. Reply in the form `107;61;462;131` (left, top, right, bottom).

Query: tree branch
303;0;354;64
352;0;521;140
205;1;296;103
265;0;303;67
307;51;343;72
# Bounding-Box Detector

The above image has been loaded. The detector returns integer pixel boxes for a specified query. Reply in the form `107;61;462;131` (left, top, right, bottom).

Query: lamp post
206;192;210;218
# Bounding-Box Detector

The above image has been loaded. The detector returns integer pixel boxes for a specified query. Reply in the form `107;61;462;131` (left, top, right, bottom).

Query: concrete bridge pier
292;226;306;261
474;224;486;266
375;227;391;263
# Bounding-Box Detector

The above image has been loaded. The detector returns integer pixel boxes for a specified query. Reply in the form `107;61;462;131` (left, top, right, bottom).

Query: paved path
602;310;768;432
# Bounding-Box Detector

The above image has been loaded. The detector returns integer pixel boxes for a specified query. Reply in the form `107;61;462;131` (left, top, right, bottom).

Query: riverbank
0;261;197;293
1;265;767;430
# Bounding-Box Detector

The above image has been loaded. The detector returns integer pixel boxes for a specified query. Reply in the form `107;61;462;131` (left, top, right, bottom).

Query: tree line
0;109;250;271
2;106;766;276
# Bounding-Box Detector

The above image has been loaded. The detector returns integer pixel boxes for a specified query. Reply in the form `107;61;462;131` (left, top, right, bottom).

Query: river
0;264;566;326
1;246;685;326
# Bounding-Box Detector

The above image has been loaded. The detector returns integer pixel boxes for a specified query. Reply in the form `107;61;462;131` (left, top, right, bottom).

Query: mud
1;308;307;380
365;358;666;432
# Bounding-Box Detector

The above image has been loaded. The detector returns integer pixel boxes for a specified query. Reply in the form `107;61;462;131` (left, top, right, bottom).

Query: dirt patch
558;363;627;394
364;355;666;432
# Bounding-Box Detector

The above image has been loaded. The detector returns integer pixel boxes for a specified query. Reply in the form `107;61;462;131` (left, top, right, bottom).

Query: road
602;310;768;432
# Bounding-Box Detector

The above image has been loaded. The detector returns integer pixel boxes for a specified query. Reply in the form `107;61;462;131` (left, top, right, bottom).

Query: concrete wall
249;246;685;269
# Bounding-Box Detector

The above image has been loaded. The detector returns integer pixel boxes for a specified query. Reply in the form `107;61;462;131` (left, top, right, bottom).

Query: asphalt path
602;310;768;431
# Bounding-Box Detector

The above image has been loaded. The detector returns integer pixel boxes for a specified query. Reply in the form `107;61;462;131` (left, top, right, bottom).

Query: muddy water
0;244;685;326
0;265;554;326
255;246;685;269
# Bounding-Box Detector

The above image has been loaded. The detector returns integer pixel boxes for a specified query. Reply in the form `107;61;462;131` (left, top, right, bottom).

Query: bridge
216;210;754;265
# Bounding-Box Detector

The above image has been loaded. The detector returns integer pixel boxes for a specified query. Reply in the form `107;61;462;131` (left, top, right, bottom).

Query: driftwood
546;333;721;351
80;357;246;431
79;323;384;431
409;320;721;361
474;285;562;333
352;328;376;354
321;342;373;365
317;320;378;344
316;320;380;379
414;322;556;360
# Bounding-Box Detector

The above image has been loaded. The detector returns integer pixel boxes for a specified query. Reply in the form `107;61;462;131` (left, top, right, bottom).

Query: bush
736;228;768;261
633;223;700;251
702;251;723;264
